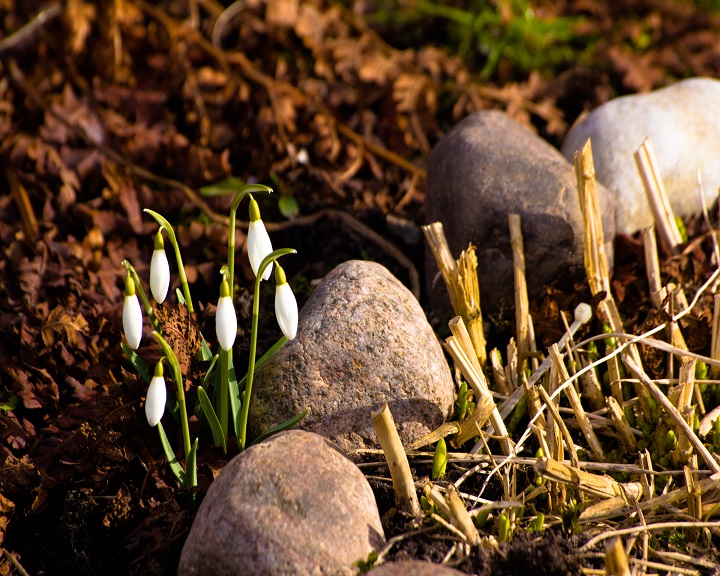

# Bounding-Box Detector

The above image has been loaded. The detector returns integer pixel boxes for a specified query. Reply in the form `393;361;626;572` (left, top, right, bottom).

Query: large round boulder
178;430;385;575
426;109;615;314
562;77;720;234
249;260;455;452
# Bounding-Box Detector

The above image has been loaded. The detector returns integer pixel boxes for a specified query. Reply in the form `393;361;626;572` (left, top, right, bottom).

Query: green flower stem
238;248;296;450
144;209;194;313
227;184;273;298
122;260;161;333
218;348;230;441
153;332;192;466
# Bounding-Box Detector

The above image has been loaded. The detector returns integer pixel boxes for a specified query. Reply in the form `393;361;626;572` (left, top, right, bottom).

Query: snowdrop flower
247;197;273;281
216;279;237;351
150;230;170;304
274;264;298;340
145;362;166;427
122;274;142;349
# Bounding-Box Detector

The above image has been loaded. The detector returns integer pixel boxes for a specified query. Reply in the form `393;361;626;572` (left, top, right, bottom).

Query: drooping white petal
216;295;237;351
123;294;143;349
150;249;170;303
145;373;167;427
275;282;298;340
248;219;273;281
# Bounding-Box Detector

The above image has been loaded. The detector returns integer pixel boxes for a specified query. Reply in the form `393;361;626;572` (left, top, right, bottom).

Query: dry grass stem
672;358;696;466
684;466;703;542
506;338;518;389
445;326;513;455
371;402;421;516
534;457;640;500
580;521;720;552
490;348;511;394
577;355;605;411
623;355;720;475
545;357;566;498
605;395;637;452
422;222;487;368
711;293;720;380
652;549;720;570
576;142;654;420
423;482;453;518
604;537;631;576
457;245;487;368
449;316;483;375
574;139;610;296
698;403;720;438
452;395;496;448
508;214;530;372
639;449;655;499
549;345;605;462
446;485;481;546
425;482;480;545
643;225;663;306
422;222;462;312
405;422;461;451
537;385;578;468
631;559;699;576
634;137;684;253
521;373;546;428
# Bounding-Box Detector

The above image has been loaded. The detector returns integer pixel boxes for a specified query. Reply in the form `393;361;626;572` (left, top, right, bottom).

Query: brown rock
249;260;455;452
178;430;384;576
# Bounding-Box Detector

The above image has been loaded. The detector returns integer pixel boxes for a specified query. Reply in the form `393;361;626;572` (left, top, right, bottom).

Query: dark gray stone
367;560;466;575
178;430;384;576
562;77;720;234
426;110;615;315
249;260;455;453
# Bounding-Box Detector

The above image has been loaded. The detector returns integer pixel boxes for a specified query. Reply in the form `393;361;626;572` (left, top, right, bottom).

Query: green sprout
431;438;448;480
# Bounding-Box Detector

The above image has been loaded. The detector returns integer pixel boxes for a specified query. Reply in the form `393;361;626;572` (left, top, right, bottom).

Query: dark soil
2;1;720;575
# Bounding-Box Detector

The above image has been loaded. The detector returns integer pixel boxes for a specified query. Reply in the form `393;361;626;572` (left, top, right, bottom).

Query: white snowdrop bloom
247;197;273;281
150;230;170;304
274;264;298;340
122;274;143;350
216;279;237;351
145;363;167;427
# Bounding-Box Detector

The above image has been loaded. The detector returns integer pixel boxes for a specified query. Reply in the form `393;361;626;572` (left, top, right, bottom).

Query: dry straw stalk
422;222;486;367
371;402;421;516
634;137;684;253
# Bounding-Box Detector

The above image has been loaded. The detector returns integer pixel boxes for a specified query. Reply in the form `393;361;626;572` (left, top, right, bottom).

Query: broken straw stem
499;303;593;419
371;402;421;516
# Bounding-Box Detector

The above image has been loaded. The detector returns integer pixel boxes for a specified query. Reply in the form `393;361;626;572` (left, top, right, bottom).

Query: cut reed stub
371;401;421;516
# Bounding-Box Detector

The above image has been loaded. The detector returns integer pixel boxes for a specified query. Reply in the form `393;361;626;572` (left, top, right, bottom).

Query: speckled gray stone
178;430;384;576
248;260;455;453
366;561;467;575
562;77;720;234
426;110;615;315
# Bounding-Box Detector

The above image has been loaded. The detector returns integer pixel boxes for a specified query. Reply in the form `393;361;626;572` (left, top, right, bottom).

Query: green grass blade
199;335;213;362
228;353;241;438
202;354;219;386
186;438;198;488
121;342;152;384
249;409;308;447
236;336;287;390
198;386;226;451
157;422;185;486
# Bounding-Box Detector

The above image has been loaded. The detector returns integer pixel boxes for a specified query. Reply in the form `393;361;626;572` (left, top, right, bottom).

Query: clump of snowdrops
121;185;303;487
